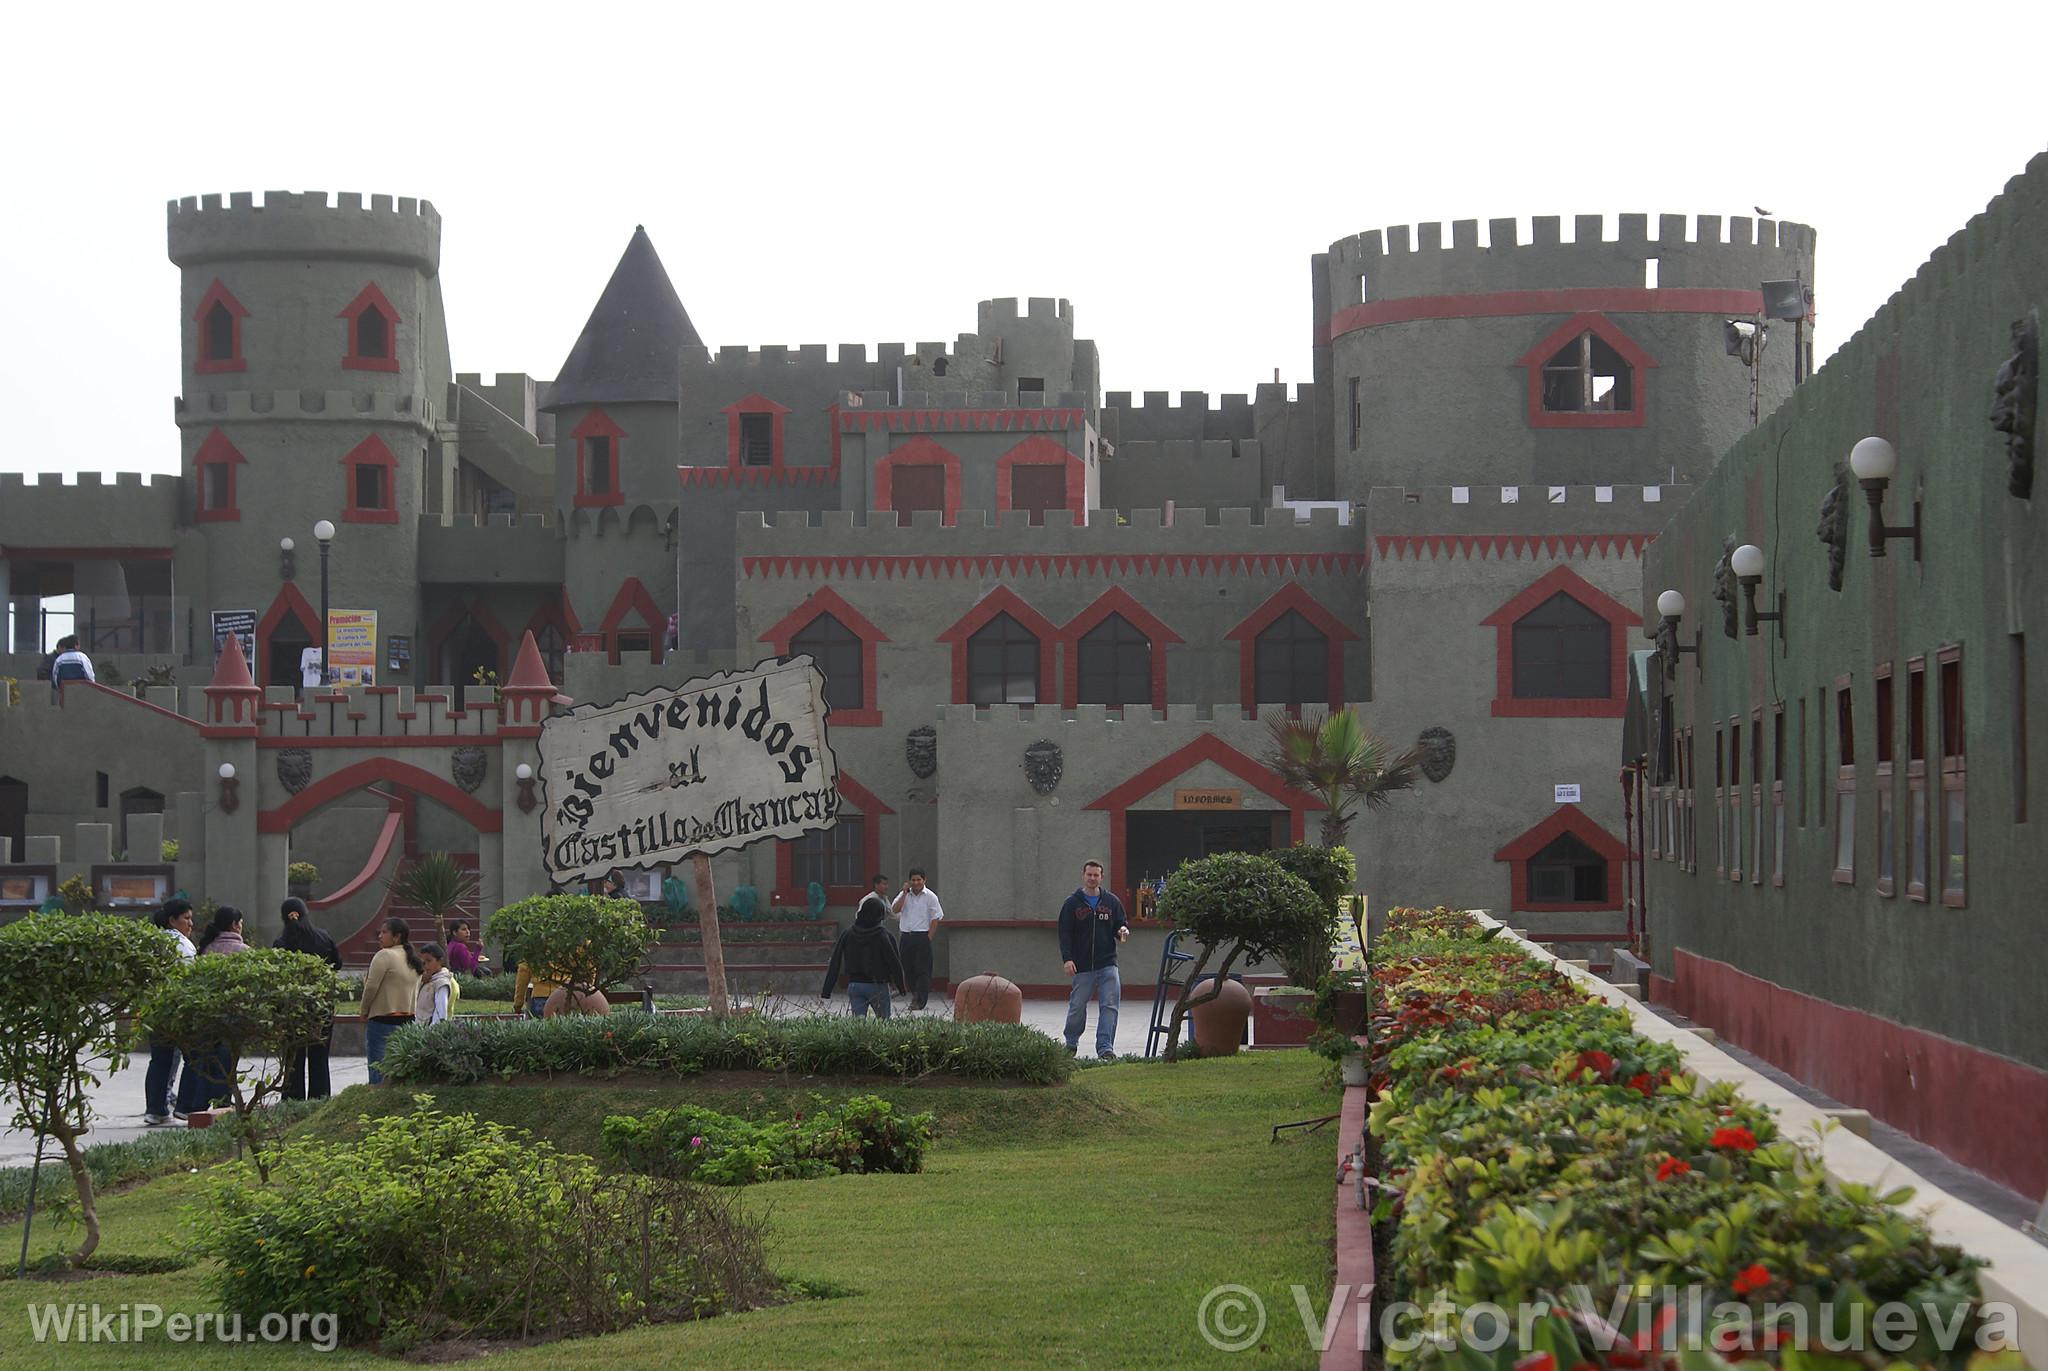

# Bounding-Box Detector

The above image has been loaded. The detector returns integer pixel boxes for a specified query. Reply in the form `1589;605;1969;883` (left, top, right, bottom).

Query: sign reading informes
538;657;840;885
1554;783;1582;803
327;610;379;686
1174;788;1242;810
210;610;256;667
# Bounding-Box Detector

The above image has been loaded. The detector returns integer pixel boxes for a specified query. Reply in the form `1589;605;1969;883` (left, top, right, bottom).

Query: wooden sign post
687;853;730;1014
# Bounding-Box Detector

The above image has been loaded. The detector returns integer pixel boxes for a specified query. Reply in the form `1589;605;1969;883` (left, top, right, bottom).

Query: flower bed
1367;906;2003;1370
378;1012;1074;1087
602;1094;936;1185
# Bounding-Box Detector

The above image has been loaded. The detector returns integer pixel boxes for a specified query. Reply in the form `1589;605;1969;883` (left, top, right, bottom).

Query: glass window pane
1909;789;1928;889
1877;787;1895;885
1943;791;1965;895
1835;789;1857;872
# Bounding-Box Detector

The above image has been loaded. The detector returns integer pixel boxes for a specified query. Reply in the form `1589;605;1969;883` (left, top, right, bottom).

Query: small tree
1156;852;1328;1062
139;949;346;1181
387;851;479;931
0;913;181;1264
1264;843;1356;990
1265;709;1425;850
488;894;654;1011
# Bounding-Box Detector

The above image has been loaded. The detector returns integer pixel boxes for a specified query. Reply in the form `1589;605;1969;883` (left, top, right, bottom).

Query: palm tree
1265;709;1426;850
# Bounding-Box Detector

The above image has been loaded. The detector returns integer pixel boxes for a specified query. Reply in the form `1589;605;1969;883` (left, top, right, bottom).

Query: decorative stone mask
451;746;488;795
1991;312;2039;500
276;748;313;796
1023;739;1063;795
1710;535;1739;640
1815;461;1851;593
905;725;937;780
1417;726;1456;784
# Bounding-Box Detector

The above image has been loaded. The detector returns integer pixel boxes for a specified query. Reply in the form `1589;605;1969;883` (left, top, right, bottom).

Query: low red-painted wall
1323;1081;1375;1371
1669;950;2048;1199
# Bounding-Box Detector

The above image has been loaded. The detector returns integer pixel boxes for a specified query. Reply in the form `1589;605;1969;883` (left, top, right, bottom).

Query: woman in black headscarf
274;897;343;1099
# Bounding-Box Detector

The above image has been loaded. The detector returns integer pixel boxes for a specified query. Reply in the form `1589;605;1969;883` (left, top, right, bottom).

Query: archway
256;584;322;689
0;776;26;862
440;613;502;689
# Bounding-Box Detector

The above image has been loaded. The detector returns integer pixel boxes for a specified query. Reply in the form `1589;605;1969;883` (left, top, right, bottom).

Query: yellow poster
327;610;379;687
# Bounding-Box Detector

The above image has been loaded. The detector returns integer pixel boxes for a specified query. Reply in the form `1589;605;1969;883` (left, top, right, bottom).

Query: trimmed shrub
1154;851;1327;1061
193;1100;774;1349
452;970;519;1001
1262;843;1355;989
603;1094;935;1185
379;1012;1073;1086
486;893;654;998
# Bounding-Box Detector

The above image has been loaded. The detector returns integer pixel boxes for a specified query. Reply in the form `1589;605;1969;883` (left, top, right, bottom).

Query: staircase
336;852;482;966
640;918;838;996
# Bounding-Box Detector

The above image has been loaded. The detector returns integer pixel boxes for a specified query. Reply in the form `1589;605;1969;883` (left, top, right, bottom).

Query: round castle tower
169;191;447;687
1313;213;1816;503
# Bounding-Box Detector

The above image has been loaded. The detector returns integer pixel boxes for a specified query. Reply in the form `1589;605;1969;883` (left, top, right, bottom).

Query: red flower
1731;1263;1770;1295
1573;1049;1616;1080
1710;1126;1758;1152
1631;1304;1678;1354
1513;1354;1555;1371
1626;1073;1656;1097
1655;1156;1691;1181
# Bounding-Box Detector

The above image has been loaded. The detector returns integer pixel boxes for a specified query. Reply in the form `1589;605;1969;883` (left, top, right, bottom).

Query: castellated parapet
1366;484;1670;538
737;504;1358;559
0;471;185;549
174;389;433;432
168;191;440;273
1322;212;1814;311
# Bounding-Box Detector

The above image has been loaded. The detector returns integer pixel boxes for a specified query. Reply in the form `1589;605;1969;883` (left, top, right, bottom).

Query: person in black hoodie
820;894;907;1019
274;897;343;1099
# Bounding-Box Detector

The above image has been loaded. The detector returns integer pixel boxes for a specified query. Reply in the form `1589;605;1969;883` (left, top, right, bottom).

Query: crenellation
1618;213;1649;246
1452;219;1480;249
174;389;430;427
1417;222;1443;252
1532;215;1562;246
1574;213;1604;244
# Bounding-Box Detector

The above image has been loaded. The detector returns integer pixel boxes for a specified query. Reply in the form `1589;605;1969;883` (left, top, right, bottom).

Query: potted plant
1308;1026;1368;1087
286;861;319;899
1155;852;1329;1061
1250;984;1319;1047
487;893;654;1017
386;851;479;939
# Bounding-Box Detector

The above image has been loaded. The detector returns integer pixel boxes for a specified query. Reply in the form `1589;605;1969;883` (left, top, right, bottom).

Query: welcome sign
537;657;840;885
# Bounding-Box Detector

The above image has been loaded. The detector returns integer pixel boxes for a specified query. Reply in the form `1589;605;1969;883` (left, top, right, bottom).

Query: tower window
740;414;774;466
204;301;237;363
204;463;231;510
587;436;613;493
791;612;864;712
356;308;388;359
1541;331;1632;412
967;613;1042;705
1077;613;1152;710
1253;610;1329;709
193;427;246;522
340;433;400;523
1510;592;1609;699
193;279;247;375
932;356;949;377
1525;831;1608;904
339;283;401;373
1016;377;1045;395
355;463;388;510
572;409;627;507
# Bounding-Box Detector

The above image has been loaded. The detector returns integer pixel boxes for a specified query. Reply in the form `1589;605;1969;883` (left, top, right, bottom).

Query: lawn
1;1052;1340;1368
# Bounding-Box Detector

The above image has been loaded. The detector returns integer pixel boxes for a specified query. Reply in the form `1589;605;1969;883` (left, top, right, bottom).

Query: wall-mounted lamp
1848;436;1922;561
1646;589;1700;678
1731;544;1788;643
279;536;296;581
514;762;537;814
218;761;239;814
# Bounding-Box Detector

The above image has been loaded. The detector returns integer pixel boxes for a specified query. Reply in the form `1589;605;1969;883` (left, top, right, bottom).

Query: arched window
1540;330;1632;413
1077;613;1150;709
204;301;237;364
1253;610;1328;708
968;613;1041;705
1525;831;1608;904
1511;592;1610;699
356;307;388;360
792;613;863;713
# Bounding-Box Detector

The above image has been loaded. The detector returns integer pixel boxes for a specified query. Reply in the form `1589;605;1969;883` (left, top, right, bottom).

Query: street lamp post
313;520;336;684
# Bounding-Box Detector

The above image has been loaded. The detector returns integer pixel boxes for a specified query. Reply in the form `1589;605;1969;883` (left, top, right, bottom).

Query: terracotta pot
954;972;1023;1023
543;987;611;1018
1188;977;1253;1056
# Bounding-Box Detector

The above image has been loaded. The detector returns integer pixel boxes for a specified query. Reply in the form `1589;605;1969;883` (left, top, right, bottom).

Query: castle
0;189;1812;995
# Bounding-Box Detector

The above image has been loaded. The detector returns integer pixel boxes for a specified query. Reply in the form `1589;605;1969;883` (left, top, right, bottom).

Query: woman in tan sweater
361;918;422;1083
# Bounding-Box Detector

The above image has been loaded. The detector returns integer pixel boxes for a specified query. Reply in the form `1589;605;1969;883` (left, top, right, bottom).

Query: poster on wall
537;656;840;885
326;610;379;686
210;610;256;667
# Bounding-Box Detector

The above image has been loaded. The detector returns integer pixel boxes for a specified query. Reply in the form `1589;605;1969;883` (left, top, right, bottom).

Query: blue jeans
365;1017;410;1084
176;1046;233;1114
144;1037;182;1117
847;982;893;1019
1065;966;1121;1056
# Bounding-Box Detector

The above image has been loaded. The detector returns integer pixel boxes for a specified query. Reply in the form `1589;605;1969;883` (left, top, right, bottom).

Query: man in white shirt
890;868;944;1010
49;635;95;701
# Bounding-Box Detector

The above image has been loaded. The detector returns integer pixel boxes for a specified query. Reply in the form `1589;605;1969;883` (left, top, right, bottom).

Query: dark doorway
1125;810;1286;888
119;787;164;858
439;613;501;688
0;776;26;863
267;614;316;689
891;465;947;525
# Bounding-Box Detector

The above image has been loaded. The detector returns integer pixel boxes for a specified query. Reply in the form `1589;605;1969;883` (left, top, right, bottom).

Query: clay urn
954;972;1023;1023
1188;977;1253;1056
543;987;611;1017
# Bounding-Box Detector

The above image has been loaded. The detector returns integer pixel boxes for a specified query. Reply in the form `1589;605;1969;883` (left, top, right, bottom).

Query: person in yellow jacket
513;960;563;1019
361;918;422;1083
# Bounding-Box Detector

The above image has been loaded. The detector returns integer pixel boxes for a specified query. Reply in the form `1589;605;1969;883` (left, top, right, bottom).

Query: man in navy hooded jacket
1057;859;1129;1058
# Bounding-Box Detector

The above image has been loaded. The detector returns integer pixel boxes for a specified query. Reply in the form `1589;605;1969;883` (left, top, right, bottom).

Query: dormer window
722;394;791;472
193;280;247;375
340;434;400;524
740;414;773;466
339;283;401;373
1515;312;1653;429
588;436;614;493
193;427;246;523
572;409;627;507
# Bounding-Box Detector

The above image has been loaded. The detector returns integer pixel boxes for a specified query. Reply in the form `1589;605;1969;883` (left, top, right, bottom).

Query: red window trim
193;279;248;375
193;427;247;523
994;435;1088;525
254;582;322;690
936;586;1060;706
523;590;581;647
1514;312;1656;430
339;282;401;373
1060;587;1182;711
774;770;895;910
598;577;665;665
425;598;511;685
722;394;793;472
1086;734;1320;909
570;408;627;508
1479;564;1641;718
1222;582;1356;715
339;433;400;524
1492;803;1631;911
873;435;963;526
759;586;889;726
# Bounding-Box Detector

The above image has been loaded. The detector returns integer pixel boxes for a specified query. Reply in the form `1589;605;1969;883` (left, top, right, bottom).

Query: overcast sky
3;1;2043;477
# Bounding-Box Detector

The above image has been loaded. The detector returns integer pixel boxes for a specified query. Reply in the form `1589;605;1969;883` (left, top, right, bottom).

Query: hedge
378;1012;1074;1087
1368;907;1997;1371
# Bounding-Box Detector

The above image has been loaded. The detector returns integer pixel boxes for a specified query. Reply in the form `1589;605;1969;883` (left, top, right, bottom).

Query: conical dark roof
543;226;701;411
